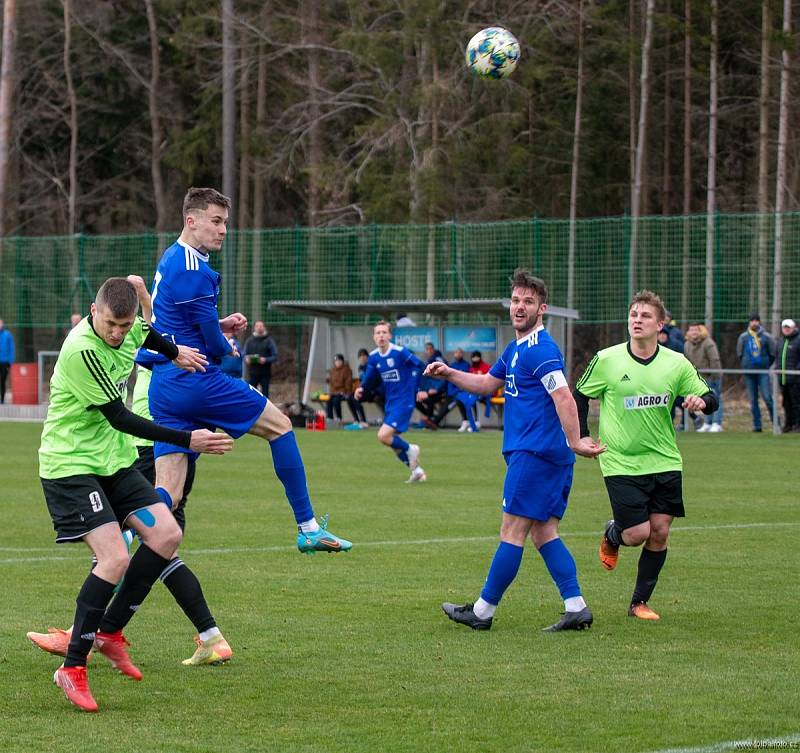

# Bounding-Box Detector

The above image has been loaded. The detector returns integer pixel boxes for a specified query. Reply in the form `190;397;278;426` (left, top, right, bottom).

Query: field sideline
1;422;798;753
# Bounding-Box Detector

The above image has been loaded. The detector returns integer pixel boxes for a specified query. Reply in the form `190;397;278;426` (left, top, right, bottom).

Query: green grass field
1;422;798;753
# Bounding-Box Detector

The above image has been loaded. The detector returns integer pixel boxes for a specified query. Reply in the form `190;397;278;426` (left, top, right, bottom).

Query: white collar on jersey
516;325;545;346
176;238;210;264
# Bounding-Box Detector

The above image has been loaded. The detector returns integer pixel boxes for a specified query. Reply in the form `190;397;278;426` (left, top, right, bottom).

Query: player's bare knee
99;552;130;584
623;523;650;546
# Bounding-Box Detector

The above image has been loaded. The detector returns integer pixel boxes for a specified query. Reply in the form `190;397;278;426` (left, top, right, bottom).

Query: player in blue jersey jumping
354;320;428;483
426;269;605;631
146;187;351;555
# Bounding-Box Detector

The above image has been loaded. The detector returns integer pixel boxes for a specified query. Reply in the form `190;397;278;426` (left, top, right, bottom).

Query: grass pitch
1;422;798;753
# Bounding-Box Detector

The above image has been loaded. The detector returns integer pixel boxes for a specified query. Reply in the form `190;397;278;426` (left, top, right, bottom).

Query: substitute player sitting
574;289;718;621
354;320;428;483
38;277;232;712
148;187;350;553
428;269;605;631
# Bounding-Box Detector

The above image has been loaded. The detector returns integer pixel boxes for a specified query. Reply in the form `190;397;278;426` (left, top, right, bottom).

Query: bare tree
771;0;792;334
63;0;78;235
221;0;236;218
251;9;268;319
628;0;655;297
567;0;586;377
0;0;17;237
680;0;692;324
144;0;167;233
704;0;718;330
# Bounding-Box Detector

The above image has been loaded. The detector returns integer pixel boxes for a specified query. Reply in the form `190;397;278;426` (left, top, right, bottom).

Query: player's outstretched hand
354;386;364;400
173;345;208;373
189;429;234;455
424;362;450;379
683;395;707;412
220;313;248;335
572;436;607;459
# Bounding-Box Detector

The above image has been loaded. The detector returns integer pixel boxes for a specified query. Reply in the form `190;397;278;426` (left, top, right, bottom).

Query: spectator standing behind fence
355;347;382;420
684;323;723;433
415;342;447;430
660;311;684;353
0;319;14;404
736;313;776;433
326;354;360;425
778;319;800;433
432;349;472;430
243;321;277;397
220;335;244;379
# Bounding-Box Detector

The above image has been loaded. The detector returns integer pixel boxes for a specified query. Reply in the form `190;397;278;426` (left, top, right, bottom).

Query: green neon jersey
576;342;710;476
39;316;149;479
131;365;153;448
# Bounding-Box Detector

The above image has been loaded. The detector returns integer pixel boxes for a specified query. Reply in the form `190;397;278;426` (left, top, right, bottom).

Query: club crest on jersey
624;393;671;410
386;358;395;367
505;374;518;397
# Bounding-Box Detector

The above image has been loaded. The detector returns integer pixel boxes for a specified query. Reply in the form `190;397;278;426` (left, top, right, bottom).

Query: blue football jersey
149;239;226;366
362;344;423;409
490;327;575;465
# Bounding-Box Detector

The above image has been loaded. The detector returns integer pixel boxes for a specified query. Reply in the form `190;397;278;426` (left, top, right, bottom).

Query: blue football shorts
382;400;415;434
502;451;574;521
149;364;267;459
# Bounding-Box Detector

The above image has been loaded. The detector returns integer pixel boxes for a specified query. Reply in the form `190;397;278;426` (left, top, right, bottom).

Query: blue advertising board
443;327;497;353
393;327;439;353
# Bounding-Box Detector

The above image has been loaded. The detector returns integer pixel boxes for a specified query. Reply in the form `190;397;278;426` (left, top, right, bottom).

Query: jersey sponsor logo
623;393;671;410
382;369;400;382
504;374;518;397
89;491;103;513
621;374;630;382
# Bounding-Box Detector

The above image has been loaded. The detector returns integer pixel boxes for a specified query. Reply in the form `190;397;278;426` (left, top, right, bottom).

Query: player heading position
148;188;350;553
427;269;605;631
574;289;718;621
38;277;232;711
354;320;428;483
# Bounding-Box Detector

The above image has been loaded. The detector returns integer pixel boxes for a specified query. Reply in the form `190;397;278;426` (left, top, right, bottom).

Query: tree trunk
756;0;772;319
704;0;718;330
662;0;672;216
567;0;585;378
251;18;267;319
628;2;637;212
629;0;655;298
63;0;78;236
221;0;236;313
680;0;692;324
771;0;791;336
144;0;167;234
0;0;17;237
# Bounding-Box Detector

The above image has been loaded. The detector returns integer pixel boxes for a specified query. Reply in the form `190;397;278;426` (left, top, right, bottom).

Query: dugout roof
268;298;580;320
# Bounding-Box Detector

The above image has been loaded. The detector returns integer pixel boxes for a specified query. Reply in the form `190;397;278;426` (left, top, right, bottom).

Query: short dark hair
630;289;667;322
95;277;138;318
509;268;548;303
374;319;392;331
358;348;369;357
182;187;232;219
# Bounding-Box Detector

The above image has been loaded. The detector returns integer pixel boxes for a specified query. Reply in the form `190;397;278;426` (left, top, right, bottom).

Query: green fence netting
1;213;798;334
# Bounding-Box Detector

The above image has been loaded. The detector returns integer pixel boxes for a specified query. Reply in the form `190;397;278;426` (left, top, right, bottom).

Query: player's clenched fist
189;430;234;455
424;361;450;378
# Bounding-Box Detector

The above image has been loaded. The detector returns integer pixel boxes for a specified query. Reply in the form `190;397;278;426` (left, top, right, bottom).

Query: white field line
1;520;798;565
648;732;800;753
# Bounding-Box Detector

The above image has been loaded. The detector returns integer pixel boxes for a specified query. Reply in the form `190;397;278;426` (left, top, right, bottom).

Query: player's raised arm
126;275;152;324
424;360;503;396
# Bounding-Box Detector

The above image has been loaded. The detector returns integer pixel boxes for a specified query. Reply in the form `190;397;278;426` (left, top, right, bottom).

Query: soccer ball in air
465;27;520;79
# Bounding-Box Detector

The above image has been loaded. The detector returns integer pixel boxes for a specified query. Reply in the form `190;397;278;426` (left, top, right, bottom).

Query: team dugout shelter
267;299;579;423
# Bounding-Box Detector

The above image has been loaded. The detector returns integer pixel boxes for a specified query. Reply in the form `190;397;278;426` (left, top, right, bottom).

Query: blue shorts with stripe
502;451;574;521
383;400;415;434
149;363;266;459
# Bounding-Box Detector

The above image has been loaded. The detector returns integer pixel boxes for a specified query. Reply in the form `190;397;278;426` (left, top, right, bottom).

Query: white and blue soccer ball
465;27;520;80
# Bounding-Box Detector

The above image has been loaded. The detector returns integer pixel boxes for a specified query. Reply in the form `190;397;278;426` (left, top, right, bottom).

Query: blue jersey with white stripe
490;327;574;465
148;239;225;367
362;344;423;410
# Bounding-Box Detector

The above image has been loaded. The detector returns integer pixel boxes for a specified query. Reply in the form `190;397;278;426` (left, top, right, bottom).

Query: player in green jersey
574;290;718;621
37;277;232;712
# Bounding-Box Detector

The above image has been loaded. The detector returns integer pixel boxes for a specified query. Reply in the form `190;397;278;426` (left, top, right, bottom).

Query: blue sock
154;487;173;510
480;541;524;605
538;538;581;600
391;436;410;465
269;432;314;525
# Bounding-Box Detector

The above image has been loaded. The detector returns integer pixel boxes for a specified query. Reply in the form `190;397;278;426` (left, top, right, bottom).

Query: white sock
564;596;587;613
473;597;497;620
198;627;221;642
299;518;320;533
